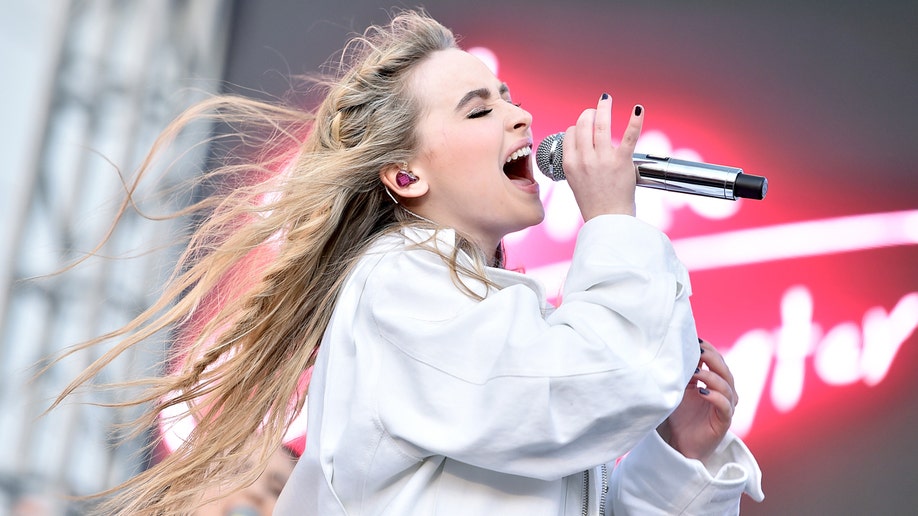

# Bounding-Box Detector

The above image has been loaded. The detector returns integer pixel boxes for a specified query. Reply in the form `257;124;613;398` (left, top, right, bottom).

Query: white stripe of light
673;209;918;271
524;210;918;293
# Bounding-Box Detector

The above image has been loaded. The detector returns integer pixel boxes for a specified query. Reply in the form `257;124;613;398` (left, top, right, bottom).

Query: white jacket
275;215;763;515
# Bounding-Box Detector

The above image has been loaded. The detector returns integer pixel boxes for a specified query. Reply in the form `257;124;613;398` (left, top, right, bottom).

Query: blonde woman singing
54;9;762;515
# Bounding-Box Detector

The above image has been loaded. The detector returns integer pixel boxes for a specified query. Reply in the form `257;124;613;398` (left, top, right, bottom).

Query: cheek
415;125;499;191
414;129;451;169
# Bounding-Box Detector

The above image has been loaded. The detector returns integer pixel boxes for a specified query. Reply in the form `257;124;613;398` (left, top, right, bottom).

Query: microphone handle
633;153;768;200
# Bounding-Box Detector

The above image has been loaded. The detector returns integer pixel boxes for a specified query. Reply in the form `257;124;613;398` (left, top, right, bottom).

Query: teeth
505;146;532;163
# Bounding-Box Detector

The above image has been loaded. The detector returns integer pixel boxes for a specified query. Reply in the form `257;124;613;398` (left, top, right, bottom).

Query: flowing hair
43;10;492;514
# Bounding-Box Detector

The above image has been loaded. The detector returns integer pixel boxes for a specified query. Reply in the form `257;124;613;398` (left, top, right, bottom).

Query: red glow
479;46;918;446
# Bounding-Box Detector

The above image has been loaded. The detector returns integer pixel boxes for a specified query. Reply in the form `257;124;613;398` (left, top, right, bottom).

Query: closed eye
467;108;493;119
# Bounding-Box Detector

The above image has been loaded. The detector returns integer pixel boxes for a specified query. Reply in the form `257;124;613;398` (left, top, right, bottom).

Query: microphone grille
535;132;566;181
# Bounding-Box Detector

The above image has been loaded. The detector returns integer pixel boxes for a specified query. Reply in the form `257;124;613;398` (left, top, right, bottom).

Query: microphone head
535;132;566;181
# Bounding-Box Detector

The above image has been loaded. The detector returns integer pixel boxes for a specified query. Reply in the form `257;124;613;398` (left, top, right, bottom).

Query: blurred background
2;0;917;514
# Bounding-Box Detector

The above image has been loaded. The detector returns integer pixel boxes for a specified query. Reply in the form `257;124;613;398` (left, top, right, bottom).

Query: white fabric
275;214;763;515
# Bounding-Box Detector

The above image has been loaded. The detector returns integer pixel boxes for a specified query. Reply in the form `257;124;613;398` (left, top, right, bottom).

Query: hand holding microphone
536;132;768;201
536;97;767;203
558;95;646;219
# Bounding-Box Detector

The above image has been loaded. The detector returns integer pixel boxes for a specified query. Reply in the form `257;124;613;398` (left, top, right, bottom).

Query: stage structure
0;1;232;513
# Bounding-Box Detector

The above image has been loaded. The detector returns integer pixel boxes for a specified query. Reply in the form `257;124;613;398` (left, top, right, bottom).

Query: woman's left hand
659;338;738;462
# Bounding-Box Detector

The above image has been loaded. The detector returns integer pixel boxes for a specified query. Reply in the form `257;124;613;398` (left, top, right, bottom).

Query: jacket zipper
581;464;610;516
598;464;609;516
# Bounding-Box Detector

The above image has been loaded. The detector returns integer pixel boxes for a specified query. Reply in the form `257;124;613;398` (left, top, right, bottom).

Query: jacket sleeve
608;430;765;515
366;215;700;480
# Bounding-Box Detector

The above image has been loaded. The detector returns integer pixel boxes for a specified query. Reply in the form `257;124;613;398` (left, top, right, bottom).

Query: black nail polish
634;105;643;116
600;92;610;100
698;337;703;344
699;388;711;395
694;367;700;374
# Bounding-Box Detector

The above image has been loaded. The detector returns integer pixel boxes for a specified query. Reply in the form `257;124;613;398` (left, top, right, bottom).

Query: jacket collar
394;225;550;308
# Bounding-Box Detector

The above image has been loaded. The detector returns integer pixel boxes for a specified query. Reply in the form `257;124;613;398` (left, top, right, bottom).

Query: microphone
535;132;768;200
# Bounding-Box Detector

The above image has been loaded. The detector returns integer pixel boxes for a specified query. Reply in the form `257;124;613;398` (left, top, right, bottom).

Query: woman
54;9;761;515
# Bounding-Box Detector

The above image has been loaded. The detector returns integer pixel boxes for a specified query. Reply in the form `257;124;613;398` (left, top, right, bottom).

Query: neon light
673;210;918;271
814;322;862;385
728;287;918;436
861;293;918;386
771;286;815;413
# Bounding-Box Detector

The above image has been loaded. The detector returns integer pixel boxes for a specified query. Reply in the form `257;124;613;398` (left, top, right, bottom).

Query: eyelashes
467;108;493;119
466;100;522;119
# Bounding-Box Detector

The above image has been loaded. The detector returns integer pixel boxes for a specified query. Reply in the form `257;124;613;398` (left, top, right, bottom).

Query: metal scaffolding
0;1;233;513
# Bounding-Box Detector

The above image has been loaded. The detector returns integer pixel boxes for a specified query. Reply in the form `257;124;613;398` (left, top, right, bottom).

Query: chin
513;208;546;233
528;205;546;226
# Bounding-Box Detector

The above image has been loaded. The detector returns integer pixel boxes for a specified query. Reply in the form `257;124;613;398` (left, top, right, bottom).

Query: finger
593;93;612;148
699;340;736;393
574;108;596;154
699;340;738;406
698;385;734;424
617;104;644;156
562;125;578;175
694;368;735;406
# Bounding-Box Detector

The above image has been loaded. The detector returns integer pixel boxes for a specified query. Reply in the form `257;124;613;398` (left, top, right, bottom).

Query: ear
379;163;428;201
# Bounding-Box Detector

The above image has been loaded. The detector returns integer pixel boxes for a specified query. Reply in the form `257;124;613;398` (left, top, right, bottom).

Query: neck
401;206;438;226
400;207;503;267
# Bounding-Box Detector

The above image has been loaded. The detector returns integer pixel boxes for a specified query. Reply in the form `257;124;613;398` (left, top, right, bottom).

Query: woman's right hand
561;94;644;220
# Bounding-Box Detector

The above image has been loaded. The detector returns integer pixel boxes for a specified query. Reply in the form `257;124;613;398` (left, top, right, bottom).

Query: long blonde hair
48;10;470;514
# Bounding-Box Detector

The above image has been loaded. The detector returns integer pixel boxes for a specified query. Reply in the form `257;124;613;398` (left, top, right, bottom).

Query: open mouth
503;146;534;185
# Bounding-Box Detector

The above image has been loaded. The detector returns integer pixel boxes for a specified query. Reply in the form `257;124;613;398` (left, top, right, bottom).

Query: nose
509;104;532;132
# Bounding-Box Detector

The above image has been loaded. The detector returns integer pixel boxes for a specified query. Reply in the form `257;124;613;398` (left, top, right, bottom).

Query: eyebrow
455;83;510;112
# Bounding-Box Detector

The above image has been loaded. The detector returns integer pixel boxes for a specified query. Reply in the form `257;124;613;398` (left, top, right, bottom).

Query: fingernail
700;347;705;354
634;105;643;116
699;388;710;395
698;337;704;343
600;92;610;100
694;367;700;374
